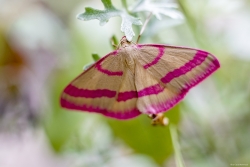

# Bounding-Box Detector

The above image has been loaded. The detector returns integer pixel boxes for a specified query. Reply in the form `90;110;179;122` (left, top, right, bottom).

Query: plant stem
177;0;207;49
136;12;152;43
170;124;186;167
121;0;130;14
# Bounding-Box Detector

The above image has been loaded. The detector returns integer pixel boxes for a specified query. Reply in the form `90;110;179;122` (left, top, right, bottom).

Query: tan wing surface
61;50;140;119
134;44;220;114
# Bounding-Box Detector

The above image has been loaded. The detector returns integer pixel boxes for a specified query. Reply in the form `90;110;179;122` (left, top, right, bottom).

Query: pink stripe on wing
181;58;220;93
143;46;165;69
64;84;116;98
161;50;208;84
146;91;186;114
117;84;165;102
138;84;164;97
145;56;220;114
95;51;123;76
60;98;141;119
117;91;137;102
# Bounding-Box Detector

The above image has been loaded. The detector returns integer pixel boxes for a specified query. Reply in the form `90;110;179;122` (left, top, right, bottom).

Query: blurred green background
0;0;249;167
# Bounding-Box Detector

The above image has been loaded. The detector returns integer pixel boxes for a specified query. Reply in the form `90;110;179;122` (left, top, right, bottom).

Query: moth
60;37;220;125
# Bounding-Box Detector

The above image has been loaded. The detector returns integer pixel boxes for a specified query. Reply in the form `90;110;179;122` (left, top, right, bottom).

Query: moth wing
135;44;220;114
61;50;140;119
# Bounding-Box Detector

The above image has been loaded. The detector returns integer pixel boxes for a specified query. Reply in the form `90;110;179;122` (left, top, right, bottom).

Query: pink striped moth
60;36;220;125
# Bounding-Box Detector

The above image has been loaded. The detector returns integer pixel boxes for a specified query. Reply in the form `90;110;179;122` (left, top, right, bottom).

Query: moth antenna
137;12;153;44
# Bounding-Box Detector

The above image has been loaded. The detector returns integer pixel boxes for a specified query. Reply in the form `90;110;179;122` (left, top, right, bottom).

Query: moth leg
110;35;119;49
111;42;118;49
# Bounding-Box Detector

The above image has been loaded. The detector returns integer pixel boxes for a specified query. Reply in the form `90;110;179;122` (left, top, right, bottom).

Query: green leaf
44;75;85;152
77;0;142;41
107;105;181;165
78;0;119;26
92;53;101;61
120;13;142;41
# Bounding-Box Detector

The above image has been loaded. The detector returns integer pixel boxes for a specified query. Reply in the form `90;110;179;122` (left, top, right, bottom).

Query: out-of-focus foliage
77;0;184;41
0;0;250;167
131;0;184;20
108;105;180;164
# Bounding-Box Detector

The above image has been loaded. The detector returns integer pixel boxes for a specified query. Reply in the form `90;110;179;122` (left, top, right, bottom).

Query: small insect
148;113;169;126
60;37;220;123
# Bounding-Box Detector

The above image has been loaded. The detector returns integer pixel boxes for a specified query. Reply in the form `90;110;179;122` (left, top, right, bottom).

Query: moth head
120;36;131;48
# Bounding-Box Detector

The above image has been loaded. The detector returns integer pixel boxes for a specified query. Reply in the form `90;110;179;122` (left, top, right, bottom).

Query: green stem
136;12;152;43
170;124;186;167
177;0;207;48
121;0;130;14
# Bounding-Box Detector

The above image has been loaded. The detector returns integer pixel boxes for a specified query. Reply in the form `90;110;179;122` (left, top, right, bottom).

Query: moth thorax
124;54;135;73
125;55;134;64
